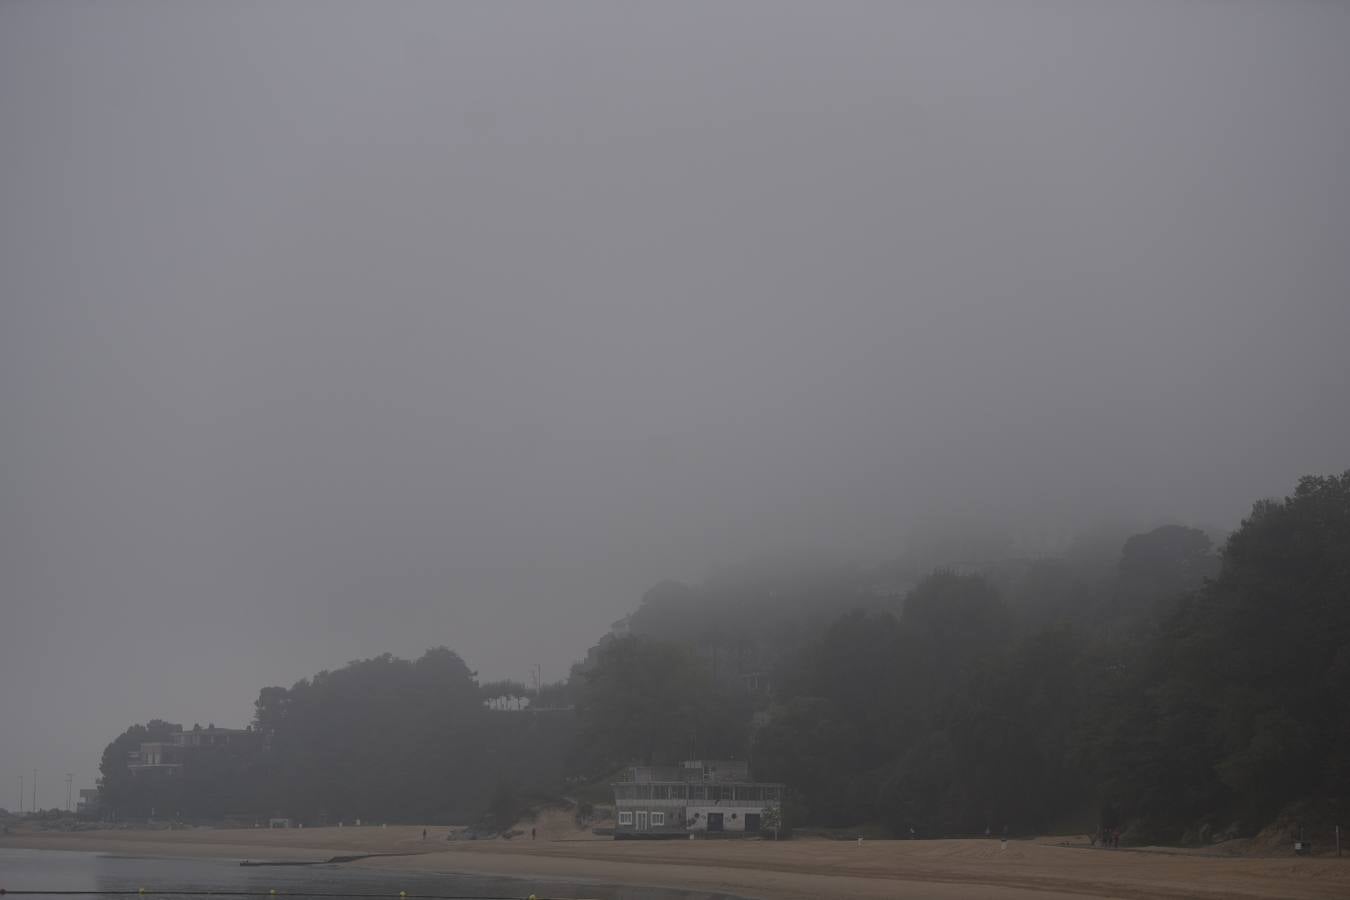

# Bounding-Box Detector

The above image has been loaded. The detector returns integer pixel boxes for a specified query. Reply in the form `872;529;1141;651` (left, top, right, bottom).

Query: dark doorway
744;813;761;833
707;812;724;832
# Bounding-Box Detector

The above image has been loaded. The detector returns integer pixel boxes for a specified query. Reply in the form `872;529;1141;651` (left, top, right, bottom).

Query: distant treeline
98;649;576;825
98;472;1350;842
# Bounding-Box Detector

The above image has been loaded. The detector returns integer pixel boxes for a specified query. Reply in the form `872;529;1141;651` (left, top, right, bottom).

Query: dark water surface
0;849;745;900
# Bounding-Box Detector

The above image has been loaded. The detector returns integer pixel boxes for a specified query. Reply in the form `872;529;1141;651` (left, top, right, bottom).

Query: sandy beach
3;825;1348;900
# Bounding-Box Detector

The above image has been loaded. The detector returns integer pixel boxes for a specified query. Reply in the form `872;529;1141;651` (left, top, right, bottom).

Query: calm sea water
0;849;744;900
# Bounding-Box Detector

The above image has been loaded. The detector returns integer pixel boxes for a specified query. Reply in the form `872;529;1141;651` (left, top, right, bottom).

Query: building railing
613;784;783;804
612;796;776;812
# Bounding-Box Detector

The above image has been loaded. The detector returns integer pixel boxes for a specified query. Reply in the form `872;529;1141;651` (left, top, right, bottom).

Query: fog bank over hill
2;0;1348;800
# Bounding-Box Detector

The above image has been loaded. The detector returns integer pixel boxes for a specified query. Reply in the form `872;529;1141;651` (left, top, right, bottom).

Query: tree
759;802;783;839
902;571;1009;673
752;696;868;826
250;647;488;823
98;719;180;819
576;635;746;771
1100;472;1350;835
253;686;290;734
1119;525;1214;583
486;778;519;831
1116;525;1217;619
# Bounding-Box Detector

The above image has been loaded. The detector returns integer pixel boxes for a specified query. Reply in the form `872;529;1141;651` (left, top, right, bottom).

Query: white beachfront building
611;759;784;839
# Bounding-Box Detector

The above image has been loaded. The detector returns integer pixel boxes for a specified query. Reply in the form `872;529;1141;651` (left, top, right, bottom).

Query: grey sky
2;0;1348;801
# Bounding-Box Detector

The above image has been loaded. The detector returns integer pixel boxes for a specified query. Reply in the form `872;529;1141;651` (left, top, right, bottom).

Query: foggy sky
2;0;1348;801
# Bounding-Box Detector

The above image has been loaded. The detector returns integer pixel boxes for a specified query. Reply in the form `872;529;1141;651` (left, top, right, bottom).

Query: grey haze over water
2;1;1348;796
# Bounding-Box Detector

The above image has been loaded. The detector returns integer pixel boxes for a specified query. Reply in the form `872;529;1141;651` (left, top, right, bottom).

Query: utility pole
66;773;74;811
33;768;37;812
18;774;23;813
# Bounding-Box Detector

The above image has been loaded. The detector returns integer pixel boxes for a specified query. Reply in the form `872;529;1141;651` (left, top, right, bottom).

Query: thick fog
2;0;1348;801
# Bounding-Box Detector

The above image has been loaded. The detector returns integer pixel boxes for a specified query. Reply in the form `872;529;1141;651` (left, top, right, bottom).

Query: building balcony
613;785;782;804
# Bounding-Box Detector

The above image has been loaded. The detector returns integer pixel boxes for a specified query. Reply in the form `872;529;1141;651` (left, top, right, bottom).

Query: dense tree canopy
1098;473;1350;838
100;648;554;824
575;634;748;772
255;647;489;822
752;473;1350;840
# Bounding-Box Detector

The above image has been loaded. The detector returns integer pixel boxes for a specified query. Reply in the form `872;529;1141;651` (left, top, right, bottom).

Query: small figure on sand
422;828;426;840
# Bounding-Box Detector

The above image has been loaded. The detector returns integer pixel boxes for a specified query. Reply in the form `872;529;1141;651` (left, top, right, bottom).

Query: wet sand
4;825;1347;900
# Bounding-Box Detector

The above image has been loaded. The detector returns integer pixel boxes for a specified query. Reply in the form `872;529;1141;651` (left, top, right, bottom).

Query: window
651;812;665;826
618;811;633;826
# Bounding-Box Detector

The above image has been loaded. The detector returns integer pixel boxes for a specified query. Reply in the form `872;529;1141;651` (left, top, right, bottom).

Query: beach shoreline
3;825;1347;900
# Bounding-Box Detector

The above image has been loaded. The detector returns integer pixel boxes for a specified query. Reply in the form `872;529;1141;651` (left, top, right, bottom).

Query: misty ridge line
82;472;1350;849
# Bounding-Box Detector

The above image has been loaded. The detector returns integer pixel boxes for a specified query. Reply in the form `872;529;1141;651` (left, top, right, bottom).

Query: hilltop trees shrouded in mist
575;634;750;772
750;472;1349;840
751;575;1091;833
1096;472;1350;838
95;473;1349;842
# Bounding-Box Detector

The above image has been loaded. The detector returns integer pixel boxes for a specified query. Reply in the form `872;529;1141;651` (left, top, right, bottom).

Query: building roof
616;759;767;785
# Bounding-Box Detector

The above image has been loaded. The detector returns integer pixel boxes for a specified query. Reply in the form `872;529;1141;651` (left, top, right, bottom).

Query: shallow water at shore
0;848;744;900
